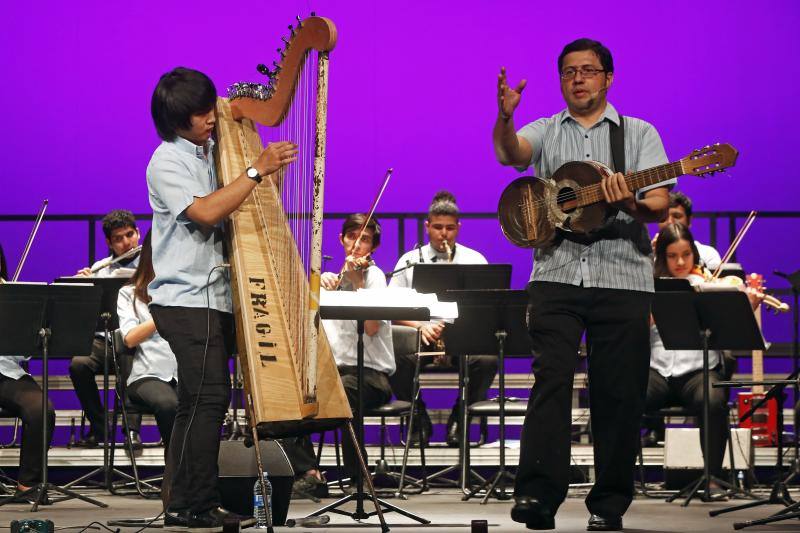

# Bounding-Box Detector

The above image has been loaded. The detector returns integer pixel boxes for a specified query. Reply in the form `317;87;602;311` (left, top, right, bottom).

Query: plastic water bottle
253;472;272;528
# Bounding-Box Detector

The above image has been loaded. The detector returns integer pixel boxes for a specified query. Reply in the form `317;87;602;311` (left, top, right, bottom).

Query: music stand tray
0;282;106;511
652;289;763;507
411;264;512;296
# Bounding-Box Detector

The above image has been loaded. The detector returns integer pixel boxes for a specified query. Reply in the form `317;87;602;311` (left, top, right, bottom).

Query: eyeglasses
560;66;605;80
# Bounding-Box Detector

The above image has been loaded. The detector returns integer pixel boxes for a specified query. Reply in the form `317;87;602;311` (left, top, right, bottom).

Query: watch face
247;167;259;178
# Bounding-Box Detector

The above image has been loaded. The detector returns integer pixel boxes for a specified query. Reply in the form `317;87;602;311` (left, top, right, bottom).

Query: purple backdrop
2;1;799;342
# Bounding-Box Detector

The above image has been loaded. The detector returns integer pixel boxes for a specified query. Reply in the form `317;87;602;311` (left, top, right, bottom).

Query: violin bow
12;199;48;282
711;210;756;280
333;168;394;289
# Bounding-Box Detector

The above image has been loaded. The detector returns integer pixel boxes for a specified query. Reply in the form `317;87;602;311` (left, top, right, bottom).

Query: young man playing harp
146;67;296;531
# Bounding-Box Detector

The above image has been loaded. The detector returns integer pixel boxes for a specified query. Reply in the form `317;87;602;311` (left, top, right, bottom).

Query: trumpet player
70;209;143;448
389;191;496;447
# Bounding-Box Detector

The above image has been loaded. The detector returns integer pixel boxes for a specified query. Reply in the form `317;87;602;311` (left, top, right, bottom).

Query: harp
214;15;351;437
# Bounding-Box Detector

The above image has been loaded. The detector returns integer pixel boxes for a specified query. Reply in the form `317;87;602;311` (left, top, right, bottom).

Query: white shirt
117;285;179;386
649;324;721;378
388;243;488;289
321;265;395;375
696;241;722;271
0;356;28;381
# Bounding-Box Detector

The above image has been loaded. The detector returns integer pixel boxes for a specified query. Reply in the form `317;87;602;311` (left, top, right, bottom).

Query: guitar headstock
746;272;764;291
681;143;739;177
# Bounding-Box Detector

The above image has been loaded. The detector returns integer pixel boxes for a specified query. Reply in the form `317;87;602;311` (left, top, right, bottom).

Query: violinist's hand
600;172;635;211
320;272;339;291
420;322;444;346
76;267;92;277
745;287;765;311
253;141;298;177
498;67;526;121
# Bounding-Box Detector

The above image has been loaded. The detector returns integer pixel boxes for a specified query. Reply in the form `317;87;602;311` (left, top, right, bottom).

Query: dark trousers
127;377;178;448
69;337;142;435
151;305;234;514
645;368;729;477
516;282;652;519
0;375;55;484
390;352;497;417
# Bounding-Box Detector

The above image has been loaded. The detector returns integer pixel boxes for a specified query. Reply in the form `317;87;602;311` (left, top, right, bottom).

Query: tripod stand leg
346;421;388;531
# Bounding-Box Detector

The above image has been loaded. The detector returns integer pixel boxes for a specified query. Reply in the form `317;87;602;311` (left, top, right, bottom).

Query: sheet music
320;288;458;322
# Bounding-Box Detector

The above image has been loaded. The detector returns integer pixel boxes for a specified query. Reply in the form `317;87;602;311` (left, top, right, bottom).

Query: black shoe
446;416;460;448
640;429;659;448
126;430;143;451
75;432;99;448
187;507;255;532
511;496;554;530
410;410;432;447
587;514;622;531
164;509;190;528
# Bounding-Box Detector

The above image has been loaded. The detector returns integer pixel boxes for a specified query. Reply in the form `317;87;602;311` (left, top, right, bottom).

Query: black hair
129;231;154;315
654;223;701;277
669;191;694;219
428;190;459;220
151;67;217;141
102;209;137;239
341;213;382;249
558;38;614;74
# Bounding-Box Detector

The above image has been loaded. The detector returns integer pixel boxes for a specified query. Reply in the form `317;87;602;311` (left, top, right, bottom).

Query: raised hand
498;67;527;120
254;141;298;176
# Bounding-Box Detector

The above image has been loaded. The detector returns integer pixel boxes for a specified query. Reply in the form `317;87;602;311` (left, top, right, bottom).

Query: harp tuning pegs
296;15;303;28
256;64;272;77
288;24;295;37
310;11;316;16
281;36;289;45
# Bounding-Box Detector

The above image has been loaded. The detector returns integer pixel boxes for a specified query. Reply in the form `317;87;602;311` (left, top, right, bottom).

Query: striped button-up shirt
516;103;674;293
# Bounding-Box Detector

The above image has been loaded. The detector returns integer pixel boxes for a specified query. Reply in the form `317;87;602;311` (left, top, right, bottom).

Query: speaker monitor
217;440;295;526
664;427;752;469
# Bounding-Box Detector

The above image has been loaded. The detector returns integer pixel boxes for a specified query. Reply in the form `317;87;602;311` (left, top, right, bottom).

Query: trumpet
89;245;142;274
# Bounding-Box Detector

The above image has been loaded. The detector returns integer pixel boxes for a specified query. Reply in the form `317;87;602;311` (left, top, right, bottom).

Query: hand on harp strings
253;141;299;177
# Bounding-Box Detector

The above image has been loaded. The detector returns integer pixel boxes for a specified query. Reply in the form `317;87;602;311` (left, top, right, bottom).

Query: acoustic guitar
497;143;739;248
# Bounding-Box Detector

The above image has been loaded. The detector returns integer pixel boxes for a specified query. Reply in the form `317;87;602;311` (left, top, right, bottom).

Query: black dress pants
390;352;497;417
69;337;142;435
127;377;179;448
645;368;729;477
516;282;652;519
0;374;55;485
150;305;234;515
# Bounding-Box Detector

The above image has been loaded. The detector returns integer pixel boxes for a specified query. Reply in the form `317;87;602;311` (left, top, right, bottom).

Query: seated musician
116;231;178;455
283;214;394;489
70;209;143;448
644;223;759;495
0;243;55;498
652;191;722;271
0;357;55;497
388;191;497;447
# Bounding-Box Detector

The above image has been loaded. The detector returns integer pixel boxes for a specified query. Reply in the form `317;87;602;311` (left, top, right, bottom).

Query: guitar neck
752;306;764;394
577;161;685;208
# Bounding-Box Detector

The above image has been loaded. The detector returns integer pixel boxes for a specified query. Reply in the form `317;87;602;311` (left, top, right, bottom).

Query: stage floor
2;488;799;532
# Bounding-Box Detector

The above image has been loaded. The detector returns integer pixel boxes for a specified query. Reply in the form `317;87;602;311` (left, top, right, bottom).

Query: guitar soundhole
556;187;578;213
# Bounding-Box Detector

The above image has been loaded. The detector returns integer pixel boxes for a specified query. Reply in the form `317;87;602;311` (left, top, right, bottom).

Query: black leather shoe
126;430;143;451
164;509;190;528
511;496;554;530
410;410;432;447
188;507;255;533
75;432;99;448
587;514;622;531
446;417;460;448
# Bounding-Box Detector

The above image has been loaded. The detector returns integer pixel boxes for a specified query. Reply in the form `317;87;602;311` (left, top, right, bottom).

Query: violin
687;266;790;314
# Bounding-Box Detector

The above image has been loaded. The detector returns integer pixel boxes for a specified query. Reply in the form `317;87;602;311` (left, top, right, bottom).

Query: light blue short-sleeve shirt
516;103;674;293
146;136;231;312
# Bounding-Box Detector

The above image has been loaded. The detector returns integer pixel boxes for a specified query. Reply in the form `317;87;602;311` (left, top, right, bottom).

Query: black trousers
645;368;729;477
69;337;142;435
281;367;392;480
516;282;652;519
0;375;55;484
390;352;497;419
127;377;178;448
150;305;234;515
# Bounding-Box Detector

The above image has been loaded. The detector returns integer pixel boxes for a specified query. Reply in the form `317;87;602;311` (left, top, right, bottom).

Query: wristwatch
246;166;263;184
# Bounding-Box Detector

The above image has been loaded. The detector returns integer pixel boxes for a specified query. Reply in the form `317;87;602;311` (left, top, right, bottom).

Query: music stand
310;305;431;531
55;276;138;493
443;289;531;503
651;288;764;506
411;264;512;491
0;282;106;511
